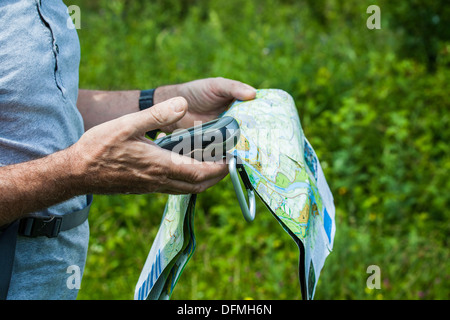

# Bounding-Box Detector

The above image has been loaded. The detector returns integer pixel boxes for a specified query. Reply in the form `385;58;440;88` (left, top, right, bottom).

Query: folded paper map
135;89;336;300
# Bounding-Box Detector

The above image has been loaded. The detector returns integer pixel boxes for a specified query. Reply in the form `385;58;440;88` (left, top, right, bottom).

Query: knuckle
187;170;204;184
192;183;205;194
213;76;226;87
158;174;170;187
113;117;134;137
119;124;135;137
150;163;169;185
149;106;167;126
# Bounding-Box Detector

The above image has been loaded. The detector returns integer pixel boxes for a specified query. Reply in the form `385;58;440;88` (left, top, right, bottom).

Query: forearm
77;89;140;131
153;84;181;105
0;146;82;226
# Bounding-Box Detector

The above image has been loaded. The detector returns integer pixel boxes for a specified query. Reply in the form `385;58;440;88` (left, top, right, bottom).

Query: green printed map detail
275;172;290;188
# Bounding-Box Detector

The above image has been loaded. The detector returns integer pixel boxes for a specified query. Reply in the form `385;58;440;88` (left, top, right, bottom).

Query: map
134;89;336;300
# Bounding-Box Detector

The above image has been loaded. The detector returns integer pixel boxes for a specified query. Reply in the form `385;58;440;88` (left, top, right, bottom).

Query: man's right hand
69;96;229;195
0;96;228;226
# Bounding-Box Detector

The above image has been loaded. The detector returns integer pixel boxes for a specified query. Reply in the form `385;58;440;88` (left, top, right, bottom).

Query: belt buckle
19;215;63;238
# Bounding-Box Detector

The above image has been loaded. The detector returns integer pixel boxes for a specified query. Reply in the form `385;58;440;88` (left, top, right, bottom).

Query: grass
73;0;450;300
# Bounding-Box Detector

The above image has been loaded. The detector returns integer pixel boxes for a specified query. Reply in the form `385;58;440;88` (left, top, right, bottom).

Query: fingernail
170;97;186;113
242;87;256;99
244;85;257;94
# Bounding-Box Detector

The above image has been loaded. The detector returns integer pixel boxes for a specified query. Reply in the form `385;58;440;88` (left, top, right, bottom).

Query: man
0;0;255;299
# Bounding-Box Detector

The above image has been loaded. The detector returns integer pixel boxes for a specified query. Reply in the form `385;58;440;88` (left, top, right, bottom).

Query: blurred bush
72;0;449;299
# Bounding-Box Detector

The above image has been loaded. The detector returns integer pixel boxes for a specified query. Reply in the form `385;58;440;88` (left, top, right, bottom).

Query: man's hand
153;77;256;132
71;96;229;195
0;97;228;226
1;78;252;224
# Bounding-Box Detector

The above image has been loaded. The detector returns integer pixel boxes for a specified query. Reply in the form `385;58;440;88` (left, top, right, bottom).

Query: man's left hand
153;77;256;133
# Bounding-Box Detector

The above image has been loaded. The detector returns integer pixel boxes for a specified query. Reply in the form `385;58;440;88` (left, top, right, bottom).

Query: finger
159;170;228;195
213;77;256;101
173;157;228;184
123;97;188;136
157;148;229;183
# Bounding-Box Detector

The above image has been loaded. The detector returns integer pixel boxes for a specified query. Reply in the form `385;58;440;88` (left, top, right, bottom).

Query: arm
77;77;256;132
0;145;81;226
0;89;142;224
77;89;141;131
0;97;228;227
0;77;254;225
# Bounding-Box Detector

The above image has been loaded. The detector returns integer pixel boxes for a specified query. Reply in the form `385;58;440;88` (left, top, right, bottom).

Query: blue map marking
323;208;332;243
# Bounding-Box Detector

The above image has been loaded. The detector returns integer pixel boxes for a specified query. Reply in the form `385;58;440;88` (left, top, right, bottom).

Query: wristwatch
139;88;159;139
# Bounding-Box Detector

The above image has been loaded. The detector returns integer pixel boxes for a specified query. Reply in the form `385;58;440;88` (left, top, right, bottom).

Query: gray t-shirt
0;0;89;299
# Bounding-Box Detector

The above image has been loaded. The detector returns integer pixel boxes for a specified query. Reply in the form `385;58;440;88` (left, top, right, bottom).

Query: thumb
131;97;188;135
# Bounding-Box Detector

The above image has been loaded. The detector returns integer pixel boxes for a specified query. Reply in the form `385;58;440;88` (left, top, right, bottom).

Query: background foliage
71;0;449;299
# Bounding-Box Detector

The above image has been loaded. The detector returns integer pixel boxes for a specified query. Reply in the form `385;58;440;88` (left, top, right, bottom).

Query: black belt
0;194;93;300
